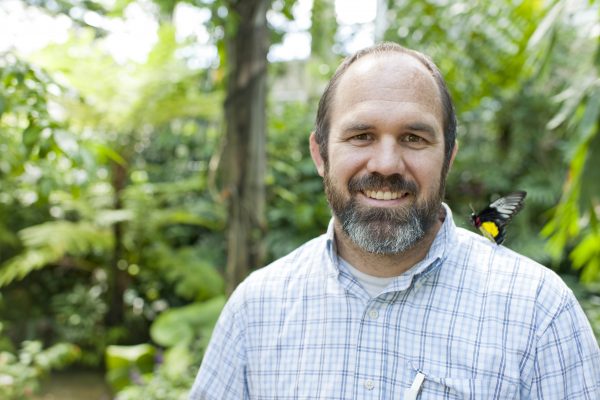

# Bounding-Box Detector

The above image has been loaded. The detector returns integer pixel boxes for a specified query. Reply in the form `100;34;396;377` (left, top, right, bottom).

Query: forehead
330;52;444;130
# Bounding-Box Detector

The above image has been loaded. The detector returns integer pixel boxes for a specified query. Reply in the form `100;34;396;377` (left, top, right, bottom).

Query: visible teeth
365;190;404;200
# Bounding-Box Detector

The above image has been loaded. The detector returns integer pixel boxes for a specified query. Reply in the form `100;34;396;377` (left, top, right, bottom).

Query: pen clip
404;372;425;400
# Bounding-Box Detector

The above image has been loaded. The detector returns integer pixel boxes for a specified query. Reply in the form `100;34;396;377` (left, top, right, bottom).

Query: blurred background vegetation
0;0;599;398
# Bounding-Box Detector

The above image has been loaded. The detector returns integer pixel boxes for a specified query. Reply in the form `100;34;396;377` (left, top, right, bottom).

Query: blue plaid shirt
190;205;600;399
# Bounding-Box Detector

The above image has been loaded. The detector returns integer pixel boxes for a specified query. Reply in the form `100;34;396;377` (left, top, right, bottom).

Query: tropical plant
265;100;330;259
542;26;600;283
1;7;227;374
104;296;225;398
0;339;80;399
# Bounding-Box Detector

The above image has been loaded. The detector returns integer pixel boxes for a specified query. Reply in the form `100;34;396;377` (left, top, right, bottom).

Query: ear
309;132;325;177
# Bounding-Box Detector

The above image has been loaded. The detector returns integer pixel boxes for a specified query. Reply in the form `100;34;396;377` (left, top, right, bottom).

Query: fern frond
0;247;61;287
0;221;113;287
19;221;113;255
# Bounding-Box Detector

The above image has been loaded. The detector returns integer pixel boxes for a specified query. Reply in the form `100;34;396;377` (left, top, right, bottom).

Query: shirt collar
324;203;457;290
324;219;341;276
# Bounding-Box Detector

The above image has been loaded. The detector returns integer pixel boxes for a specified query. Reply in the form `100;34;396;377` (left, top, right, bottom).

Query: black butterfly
470;191;527;245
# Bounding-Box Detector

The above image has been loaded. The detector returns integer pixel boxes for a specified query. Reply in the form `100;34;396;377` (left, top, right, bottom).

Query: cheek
328;149;365;179
406;154;445;187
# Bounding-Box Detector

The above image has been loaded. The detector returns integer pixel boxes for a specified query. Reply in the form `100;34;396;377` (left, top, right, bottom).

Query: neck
334;208;444;278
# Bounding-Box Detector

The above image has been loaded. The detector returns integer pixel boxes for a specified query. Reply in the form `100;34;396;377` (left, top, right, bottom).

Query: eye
349;133;373;143
400;133;428;148
401;134;424;143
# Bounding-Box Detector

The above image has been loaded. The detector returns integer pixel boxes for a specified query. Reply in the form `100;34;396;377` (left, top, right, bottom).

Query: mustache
347;173;418;194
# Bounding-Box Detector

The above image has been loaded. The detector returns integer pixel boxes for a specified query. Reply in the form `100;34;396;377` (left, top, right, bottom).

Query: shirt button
364;379;375;390
368;309;379;320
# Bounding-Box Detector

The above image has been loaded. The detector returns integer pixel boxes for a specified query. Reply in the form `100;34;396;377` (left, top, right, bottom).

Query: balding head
314;43;457;173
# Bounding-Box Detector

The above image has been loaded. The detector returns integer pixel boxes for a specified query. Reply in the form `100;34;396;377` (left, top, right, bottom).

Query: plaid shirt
190;205;600;399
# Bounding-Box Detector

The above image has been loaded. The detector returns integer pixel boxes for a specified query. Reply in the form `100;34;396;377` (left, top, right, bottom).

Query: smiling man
189;43;599;399
312;48;453;278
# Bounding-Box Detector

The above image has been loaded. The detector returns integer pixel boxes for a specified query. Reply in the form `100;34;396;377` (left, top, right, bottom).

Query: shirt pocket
408;364;519;400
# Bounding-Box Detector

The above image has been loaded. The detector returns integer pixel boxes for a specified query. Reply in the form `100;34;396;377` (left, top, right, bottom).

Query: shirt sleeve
188;284;249;400
526;294;600;399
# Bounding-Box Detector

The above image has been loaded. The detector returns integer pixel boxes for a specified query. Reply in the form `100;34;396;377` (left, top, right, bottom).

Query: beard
324;171;444;255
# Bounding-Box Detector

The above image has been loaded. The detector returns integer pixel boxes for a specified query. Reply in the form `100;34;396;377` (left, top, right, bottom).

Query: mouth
363;190;411;201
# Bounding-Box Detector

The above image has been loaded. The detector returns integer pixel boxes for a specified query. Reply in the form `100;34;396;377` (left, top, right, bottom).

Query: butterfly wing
474;191;527;245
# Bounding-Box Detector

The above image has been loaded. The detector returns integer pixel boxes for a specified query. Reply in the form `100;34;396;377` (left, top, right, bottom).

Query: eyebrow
341;122;437;136
405;122;437;137
341;123;375;134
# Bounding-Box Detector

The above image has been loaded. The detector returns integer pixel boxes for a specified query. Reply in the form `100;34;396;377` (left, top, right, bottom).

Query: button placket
356;302;385;397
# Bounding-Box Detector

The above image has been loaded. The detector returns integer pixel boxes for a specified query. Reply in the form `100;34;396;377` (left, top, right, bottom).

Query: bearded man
190;42;599;399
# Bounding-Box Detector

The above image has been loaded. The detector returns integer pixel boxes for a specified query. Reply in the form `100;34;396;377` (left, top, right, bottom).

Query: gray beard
337;199;430;254
323;172;443;255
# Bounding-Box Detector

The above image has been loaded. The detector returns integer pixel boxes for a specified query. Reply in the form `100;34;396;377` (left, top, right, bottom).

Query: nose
366;139;405;176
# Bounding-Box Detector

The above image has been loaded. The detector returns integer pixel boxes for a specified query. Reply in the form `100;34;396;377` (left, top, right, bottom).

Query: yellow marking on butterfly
479;221;499;242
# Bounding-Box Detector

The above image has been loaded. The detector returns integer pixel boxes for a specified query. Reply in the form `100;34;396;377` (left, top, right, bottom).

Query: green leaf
105;344;156;370
105;344;156;392
526;0;563;50
579;103;600;208
162;343;192;379
150;296;225;348
88;142;127;166
22;124;42;154
570;230;600;282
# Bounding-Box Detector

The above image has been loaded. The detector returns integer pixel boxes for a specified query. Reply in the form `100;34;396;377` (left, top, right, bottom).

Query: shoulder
248;233;331;285
450;227;575;332
453;226;564;285
227;233;332;309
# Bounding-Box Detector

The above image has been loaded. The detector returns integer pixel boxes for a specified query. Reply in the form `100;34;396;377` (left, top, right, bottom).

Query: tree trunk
222;0;269;295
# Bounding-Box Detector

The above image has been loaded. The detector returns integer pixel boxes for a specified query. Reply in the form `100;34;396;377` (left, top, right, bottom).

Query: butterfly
470;191;527;245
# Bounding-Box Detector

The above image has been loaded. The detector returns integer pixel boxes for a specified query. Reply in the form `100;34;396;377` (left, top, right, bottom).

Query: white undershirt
338;257;396;298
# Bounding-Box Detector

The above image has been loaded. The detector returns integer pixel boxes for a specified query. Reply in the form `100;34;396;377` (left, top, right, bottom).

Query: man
190;43;600;399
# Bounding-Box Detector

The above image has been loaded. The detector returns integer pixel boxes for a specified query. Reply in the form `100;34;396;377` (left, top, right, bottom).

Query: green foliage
104;296;225;398
571;231;600;283
1;0;225;274
0;340;80;400
561;275;600;340
152;246;225;300
581;290;600;341
113;367;193;400
266;100;330;260
0;53;60;168
31;24;223;134
310;0;337;61
151;296;224;350
541;17;600;282
0;53;71;245
105;343;156;392
0;221;113;287
1;5;228;389
150;296;224;377
51;283;113;366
